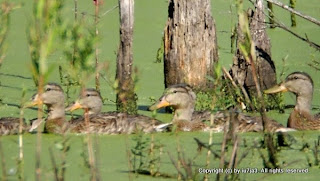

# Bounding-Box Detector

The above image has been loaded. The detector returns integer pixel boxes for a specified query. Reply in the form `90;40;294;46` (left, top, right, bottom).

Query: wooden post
115;0;137;114
163;0;219;90
231;0;277;98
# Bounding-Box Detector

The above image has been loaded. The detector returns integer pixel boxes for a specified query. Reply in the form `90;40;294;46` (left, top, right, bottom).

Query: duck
66;88;170;134
30;83;169;134
264;72;320;130
29;83;66;133
149;84;292;132
0;102;41;135
0;117;29;135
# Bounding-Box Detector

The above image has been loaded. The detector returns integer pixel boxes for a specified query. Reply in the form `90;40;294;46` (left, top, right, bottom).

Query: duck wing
0;117;29;135
68;112;168;134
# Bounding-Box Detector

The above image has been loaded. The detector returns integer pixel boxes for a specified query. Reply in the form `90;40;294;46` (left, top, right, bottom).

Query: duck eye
173;90;177;93
293;76;299;80
46;88;51;91
86;94;91;97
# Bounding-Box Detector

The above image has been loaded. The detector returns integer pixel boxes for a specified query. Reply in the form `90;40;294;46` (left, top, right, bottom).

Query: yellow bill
25;94;43;108
66;101;83;112
149;99;170;111
264;84;288;94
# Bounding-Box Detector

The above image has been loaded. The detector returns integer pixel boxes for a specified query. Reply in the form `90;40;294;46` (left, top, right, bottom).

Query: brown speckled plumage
265;72;320;130
67;112;164;134
0;117;30;135
288;110;320;130
31;85;168;134
150;84;290;132
66;89;169;134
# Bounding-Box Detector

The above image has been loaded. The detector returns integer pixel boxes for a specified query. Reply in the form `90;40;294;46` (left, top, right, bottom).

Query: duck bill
66;101;83;112
149;99;170;111
25;94;43;107
264;84;288;94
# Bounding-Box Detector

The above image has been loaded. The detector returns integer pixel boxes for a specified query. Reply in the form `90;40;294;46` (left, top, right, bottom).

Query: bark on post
163;0;219;90
231;0;276;98
115;0;137;114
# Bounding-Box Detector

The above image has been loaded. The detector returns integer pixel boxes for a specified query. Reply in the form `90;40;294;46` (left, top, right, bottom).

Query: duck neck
173;104;194;122
47;103;65;120
89;107;101;115
295;93;312;114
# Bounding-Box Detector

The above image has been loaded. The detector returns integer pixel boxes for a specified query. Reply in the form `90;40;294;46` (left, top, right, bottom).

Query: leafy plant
0;1;11;67
0;2;21;69
27;1;65;180
59;20;97;103
27;0;64;86
130;134;164;177
195;63;242;112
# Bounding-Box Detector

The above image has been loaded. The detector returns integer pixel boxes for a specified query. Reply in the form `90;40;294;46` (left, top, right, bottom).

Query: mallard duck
30;83;66;133
264;72;320;130
66;88;170;134
0;117;29;135
0;103;41;135
31;84;168;134
149;84;291;132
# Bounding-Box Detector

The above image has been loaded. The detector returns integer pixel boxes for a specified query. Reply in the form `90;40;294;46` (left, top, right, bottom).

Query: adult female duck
149;84;292;132
265;72;320;130
66;88;169;134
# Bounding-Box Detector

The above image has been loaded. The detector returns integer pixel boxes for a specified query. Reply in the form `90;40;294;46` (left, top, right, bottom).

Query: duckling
66;88;170;134
149;84;291;132
264;72;320;130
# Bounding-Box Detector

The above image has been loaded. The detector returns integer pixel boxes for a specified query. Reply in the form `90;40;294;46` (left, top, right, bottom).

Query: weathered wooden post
231;0;277;99
115;0;137;114
163;0;219;90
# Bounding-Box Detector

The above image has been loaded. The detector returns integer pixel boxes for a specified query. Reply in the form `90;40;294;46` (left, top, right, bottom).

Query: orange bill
66;101;83;112
149;99;170;111
264;84;288;94
25;94;43;107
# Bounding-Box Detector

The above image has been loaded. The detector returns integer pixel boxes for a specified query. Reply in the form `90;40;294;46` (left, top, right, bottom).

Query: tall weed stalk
27;0;64;180
18;89;27;181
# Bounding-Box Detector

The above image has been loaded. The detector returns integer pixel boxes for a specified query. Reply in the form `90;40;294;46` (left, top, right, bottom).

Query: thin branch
222;67;253;110
228;136;239;169
100;5;118;17
260;1;320;51
193;138;221;159
0;138;7;181
167;151;186;181
266;0;320;27
94;1;100;92
274;23;320;51
18;91;26;181
48;147;59;181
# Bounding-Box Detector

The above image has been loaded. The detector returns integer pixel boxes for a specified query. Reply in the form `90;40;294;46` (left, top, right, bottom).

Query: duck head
66;88;102;115
264;72;313;112
28;83;65;132
31;83;66;119
149;84;196;121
